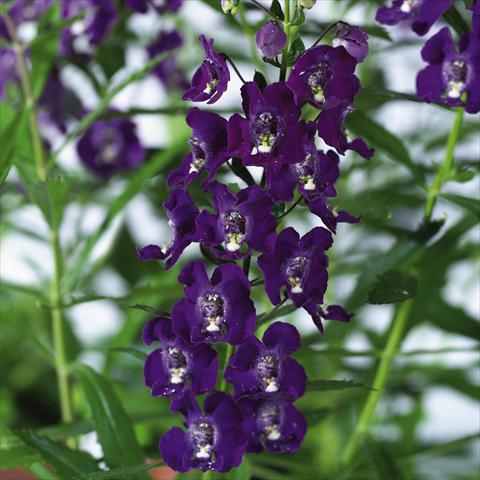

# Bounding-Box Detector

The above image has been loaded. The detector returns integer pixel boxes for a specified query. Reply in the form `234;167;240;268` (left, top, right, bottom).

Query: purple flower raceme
138;188;199;269
77;114;145;179
172;261;256;345
196;182;277;260
228;81;307;170
224;321;307;400
376;0;452;36
147;30;188;91
168;108;228;188
142;316;218;398
125;0;182;14
160;391;247;472
287;45;360;110
237;397;307;453
183;35;230;104
256;21;287;59
333;24;369;63
416;26;480;114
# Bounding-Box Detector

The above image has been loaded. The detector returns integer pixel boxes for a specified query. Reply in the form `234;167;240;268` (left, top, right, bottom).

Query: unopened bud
298;0;316;9
221;0;240;15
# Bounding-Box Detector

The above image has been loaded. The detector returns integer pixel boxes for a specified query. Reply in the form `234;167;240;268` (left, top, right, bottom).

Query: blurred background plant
0;1;479;479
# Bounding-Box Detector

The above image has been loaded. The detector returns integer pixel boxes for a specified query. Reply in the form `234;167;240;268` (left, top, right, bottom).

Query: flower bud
255;21;287;59
298;0;316;9
221;0;240;15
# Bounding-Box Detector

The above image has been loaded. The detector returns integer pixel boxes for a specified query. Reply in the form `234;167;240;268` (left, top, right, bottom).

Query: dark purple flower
237;398;306;453
287;45;360;110
142;316;218;398
167;108;228;188
183;35;230;104
224;321;306;401
473;0;480;38
303;303;353;334
147;30;188;91
333;24;369;63
160;391;247;472
60;0;117;55
172;261;256;345
256;21;287;59
77;115;145;178
258;227;332;309
315;104;374;159
138;188;199;269
227;81;307;170
125;0;182;14
416;26;480;113
0;48;18;100
196;182;277;260
376;0;452;36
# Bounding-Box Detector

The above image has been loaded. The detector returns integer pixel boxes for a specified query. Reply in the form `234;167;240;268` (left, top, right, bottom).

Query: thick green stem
424;105;464;222
279;0;292;81
4;13;47;181
342;299;413;465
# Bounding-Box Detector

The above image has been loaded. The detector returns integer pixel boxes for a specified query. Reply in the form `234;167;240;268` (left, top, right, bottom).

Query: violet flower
303;303;353;334
0;0;52;39
168;108;228;188
196;182;277;260
224;321;307;401
160;391;247;472
227;81;307;170
138;189;199;269
142;316;218;398
147;30;189;91
376;0;452;36
256;21;287;59
77;115;145;178
287;45;360;110
416;27;480;114
172;261;256;345
237;397;307;453
333;24;369;63
126;0;182;14
0;48;18;100
183;35;230;104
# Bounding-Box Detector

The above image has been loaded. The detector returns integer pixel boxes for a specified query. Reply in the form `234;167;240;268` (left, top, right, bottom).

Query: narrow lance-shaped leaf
368;269;418;304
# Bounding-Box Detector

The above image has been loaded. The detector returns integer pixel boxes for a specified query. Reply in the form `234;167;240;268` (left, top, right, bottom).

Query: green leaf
128;304;170;317
368;270;418;304
226;457;251;480
108;347;147;361
443;5;469;37
16;430;100;478
346;110;425;185
29;177;69;229
257;304;296;326
270;0;284;20
75;462;161;480
307;380;374;392
0;429;41;469
73;364;146;470
253;70;267;90
366;435;405;480
439;193;480;220
288;37;305;64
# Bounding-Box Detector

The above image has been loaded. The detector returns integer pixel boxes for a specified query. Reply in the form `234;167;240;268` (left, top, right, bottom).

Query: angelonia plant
137;0;375;472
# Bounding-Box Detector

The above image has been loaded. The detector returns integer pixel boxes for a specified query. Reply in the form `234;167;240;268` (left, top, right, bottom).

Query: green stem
219;343;234;392
279;0;291;81
4;13;47;181
341;299;413;465
424;105;464;222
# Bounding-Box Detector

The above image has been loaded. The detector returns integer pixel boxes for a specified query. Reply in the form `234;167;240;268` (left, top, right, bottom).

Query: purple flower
315;104;374;159
142;316;218;398
196;182;277;260
237;398;307;453
183;35;230;104
376;0;452;36
256;21;287;59
287;45;360;110
167;108;228;188
147;30;188;91
333;24;369;63
160;391;247;472
227;82;307;170
224;321;307;401
60;0;117;55
172;261;256;345
125;0;182;14
0;48;18;100
76;115;145;178
0;0;52;39
416;27;480;114
138;189;199;269
303;303;353;334
258;227;332;309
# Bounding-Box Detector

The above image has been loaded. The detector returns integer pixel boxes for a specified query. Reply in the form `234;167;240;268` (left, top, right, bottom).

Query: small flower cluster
139;6;373;473
376;0;480;113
